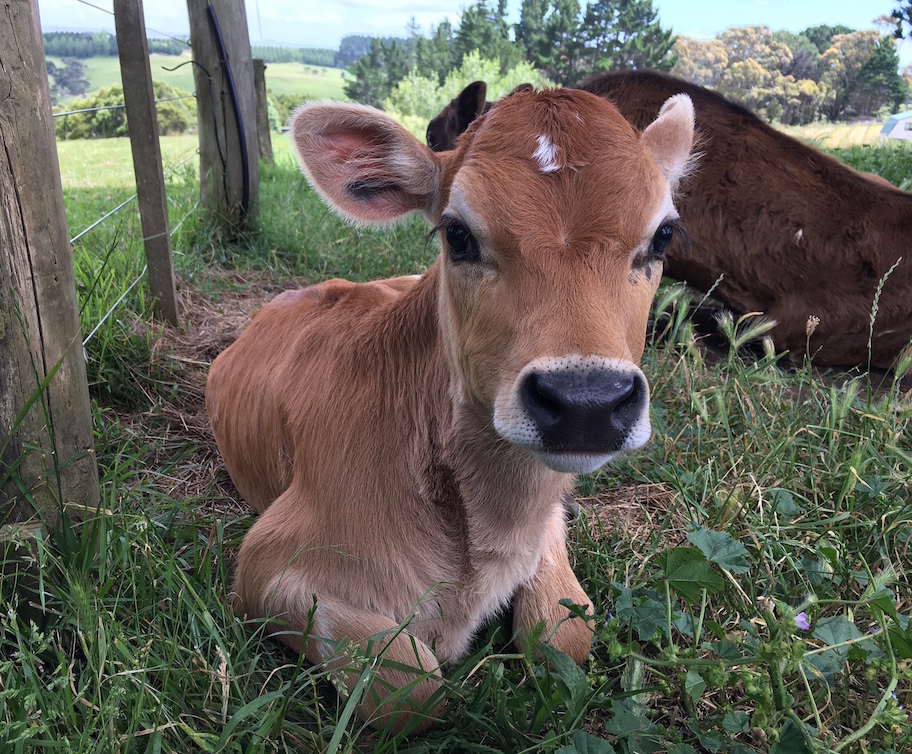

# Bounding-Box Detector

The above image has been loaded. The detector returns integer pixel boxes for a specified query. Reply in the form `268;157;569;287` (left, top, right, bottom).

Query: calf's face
292;89;694;474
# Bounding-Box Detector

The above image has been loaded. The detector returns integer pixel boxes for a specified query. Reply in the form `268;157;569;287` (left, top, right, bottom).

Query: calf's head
292;88;694;474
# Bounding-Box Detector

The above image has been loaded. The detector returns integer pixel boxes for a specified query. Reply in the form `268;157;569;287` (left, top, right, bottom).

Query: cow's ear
290;102;441;225
455;81;488;131
640;94;696;190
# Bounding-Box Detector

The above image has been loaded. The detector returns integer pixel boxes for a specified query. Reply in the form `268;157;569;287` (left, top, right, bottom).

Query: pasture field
1;133;910;753
51;54;346;105
781;122;884;149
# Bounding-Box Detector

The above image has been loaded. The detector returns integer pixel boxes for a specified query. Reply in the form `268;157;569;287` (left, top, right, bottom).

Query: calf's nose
519;369;647;452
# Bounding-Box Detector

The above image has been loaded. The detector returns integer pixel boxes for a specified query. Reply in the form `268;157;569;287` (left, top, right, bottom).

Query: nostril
520;372;564;428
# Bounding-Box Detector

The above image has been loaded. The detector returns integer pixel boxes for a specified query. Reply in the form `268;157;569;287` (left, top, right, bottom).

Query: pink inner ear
322;129;377;164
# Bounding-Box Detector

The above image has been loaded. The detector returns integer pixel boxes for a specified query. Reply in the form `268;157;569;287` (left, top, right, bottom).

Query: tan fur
207;88;695;733
428;72;912;369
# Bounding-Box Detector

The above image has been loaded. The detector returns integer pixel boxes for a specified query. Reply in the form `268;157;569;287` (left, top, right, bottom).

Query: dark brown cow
428;71;912;369
207;88;695;732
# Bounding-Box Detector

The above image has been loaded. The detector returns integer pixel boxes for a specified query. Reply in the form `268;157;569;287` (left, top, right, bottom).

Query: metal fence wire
59;0;200;341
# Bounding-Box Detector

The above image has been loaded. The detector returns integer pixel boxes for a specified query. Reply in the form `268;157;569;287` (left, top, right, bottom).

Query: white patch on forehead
533;135;562;174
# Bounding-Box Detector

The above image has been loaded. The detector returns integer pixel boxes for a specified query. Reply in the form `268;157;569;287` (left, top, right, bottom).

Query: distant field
55;133;295;193
263;62;347;99
780;121;884;148
51;54;346;105
56;133;200;189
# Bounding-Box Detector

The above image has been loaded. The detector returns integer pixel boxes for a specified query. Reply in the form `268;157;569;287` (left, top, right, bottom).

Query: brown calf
429;71;912;369
206;88;695;732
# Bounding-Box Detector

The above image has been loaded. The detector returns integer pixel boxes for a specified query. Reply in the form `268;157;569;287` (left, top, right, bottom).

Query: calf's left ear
290;102;441;225
639;94;696;191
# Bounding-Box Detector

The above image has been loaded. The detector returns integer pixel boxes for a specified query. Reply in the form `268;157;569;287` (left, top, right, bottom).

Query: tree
455;0;524;74
711;26;793;115
802;23;855;54
515;0;550;65
673;26;828;125
51;58;90;98
671;36;729;87
855;36;909;114
336;35;374;67
344;37;410;108
514;0;584;85
818;30;881;120
543;0;585;84
414;20;457;84
892;3;912;37
55;82;195;139
385;51;548;125
773;30;821;81
579;0;677;74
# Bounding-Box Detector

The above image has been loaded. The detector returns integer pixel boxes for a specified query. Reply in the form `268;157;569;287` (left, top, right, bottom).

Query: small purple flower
795;612;810;631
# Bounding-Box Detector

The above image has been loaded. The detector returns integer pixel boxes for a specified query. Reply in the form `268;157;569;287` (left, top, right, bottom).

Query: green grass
1;134;911;752
51;55;345;106
261;62;347;99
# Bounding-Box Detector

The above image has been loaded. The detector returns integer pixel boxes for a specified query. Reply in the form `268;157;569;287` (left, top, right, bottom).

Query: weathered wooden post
114;0;180;325
0;0;100;536
187;0;260;227
253;58;274;163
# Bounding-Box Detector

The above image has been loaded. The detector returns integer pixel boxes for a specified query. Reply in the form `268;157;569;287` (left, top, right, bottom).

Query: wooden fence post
253;58;273;163
0;0;100;535
187;0;260;227
114;0;180;325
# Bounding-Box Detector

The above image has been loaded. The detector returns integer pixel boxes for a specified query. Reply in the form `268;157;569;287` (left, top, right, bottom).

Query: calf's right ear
290;102;441;225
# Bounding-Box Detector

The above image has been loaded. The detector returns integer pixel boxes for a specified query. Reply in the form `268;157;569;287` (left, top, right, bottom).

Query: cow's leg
512;516;593;664
305;598;445;733
234;521;444;732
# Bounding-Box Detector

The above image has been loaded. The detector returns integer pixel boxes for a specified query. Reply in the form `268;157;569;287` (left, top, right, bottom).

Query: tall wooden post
253;58;273;163
114;0;180;325
187;0;260;227
0;0;100;535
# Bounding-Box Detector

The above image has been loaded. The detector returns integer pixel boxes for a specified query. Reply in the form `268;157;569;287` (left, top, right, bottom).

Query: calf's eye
444;219;480;264
650;223;675;259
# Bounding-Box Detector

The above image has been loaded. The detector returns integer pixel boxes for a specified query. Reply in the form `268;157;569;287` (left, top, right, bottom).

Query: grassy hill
52;53;346;106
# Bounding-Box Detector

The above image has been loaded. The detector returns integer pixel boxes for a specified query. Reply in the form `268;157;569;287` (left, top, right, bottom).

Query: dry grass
779;121;884;148
580;482;684;548
118;269;305;513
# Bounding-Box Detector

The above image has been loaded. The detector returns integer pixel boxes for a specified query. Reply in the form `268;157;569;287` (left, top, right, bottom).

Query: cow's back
206;275;425;513
583;70;911;367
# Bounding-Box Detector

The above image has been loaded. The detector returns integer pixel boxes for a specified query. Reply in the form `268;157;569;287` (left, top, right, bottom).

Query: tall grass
1;134;910;752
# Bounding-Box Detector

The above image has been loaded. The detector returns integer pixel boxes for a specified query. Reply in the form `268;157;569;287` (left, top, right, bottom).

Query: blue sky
40;1;907;65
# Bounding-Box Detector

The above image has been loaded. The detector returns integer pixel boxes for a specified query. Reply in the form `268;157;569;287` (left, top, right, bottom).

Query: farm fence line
3;0;263;532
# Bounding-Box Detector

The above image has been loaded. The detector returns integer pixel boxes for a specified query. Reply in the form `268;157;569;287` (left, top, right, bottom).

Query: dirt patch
578;482;687;554
121;269;306;515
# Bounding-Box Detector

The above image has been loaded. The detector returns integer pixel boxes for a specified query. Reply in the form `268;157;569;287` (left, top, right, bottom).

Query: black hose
207;2;250;220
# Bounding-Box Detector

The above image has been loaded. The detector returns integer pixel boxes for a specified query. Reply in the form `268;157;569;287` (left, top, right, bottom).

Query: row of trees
43;30;381;72
674;22;908;124
345;0;676;108
43;31;187;58
250;45;335;66
342;2;908;125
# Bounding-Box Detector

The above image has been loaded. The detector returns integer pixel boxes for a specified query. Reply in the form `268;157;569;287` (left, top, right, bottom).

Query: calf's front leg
511;517;593;663
234;507;445;733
